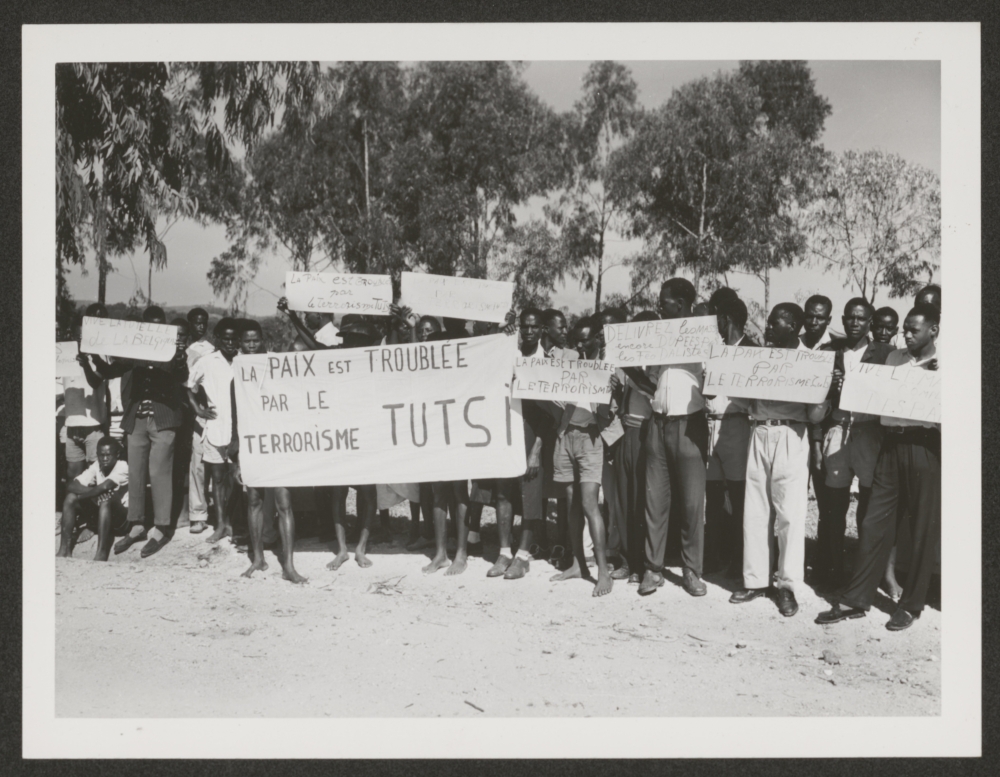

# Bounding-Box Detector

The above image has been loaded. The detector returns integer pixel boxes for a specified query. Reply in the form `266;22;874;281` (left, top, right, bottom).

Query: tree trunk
763;265;770;319
95;198;107;305
363;116;371;274
148;259;152;303
594;233;605;313
694;161;708;299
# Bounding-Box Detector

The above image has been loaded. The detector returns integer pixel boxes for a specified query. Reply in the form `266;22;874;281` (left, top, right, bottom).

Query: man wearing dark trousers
811;298;895;590
704;297;758;578
623;278;709;598
816;304;940;631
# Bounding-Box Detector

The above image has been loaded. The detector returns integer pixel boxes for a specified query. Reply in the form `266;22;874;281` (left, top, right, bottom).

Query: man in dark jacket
810;298;896;589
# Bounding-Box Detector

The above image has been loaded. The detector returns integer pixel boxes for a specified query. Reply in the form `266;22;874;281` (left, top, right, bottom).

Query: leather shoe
776;588;799;617
638;570;665;596
503;557;529;580
886;608;915;631
682;568;707;597
487;554;512;578
140;534;169;558
729;587;769;604
815;603;866;625
114;531;146;555
627;573;641;585
611;561;631;580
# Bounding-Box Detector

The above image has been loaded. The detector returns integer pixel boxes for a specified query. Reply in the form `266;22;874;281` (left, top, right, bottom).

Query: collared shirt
800;328;833;351
648;362;705;417
186;338;216;371
747;342;829;424
187;350;235;447
880;346;940;430
830;337;879;425
75;458;130;507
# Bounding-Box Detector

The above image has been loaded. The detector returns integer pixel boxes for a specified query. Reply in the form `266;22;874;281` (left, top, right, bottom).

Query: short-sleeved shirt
187;350;235;447
75;459;130;507
186;339;217;371
800;329;833;351
648;362;705;416
880;346;940;430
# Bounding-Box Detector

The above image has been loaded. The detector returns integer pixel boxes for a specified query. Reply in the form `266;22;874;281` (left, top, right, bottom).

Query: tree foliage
807;150;941;302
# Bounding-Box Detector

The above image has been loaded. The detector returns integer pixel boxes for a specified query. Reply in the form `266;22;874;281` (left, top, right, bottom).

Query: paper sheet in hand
233;334;525;487
704;344;834;404
603;317;721;366
839;360;940;424
285;272;392;315
400;272;514;324
57;341;83;378
79;317;179;362
511;355;615;404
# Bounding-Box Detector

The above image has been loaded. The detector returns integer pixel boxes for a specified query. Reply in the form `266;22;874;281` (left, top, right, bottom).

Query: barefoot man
57;436;129;561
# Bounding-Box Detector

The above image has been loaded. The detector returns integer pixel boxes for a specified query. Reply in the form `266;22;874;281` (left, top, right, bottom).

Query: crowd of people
55;278;941;632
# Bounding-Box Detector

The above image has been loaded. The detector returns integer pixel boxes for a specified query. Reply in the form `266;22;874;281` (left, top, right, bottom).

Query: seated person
57;437;129;561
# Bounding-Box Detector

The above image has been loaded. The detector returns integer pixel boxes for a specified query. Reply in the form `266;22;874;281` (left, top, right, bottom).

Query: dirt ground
54;494;940;718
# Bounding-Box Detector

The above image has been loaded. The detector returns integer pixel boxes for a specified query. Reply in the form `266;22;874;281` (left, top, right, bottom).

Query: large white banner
603;316;721;366
512;355;615;403
285;271;392;315
400;272;514;324
79;316;179;362
233;334;526;487
56;341;83;378
840;360;940;423
703;344;834;404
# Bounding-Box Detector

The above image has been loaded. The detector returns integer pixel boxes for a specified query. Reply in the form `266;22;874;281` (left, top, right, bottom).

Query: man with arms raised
817;305;940;631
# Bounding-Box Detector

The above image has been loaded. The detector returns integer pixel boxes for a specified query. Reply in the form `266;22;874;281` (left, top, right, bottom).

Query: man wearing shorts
57;437;129;561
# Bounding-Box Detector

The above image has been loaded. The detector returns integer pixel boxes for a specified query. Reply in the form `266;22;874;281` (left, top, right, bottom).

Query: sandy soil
55;495;940;718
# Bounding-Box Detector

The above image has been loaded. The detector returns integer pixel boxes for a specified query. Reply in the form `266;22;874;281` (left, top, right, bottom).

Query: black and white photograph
22;22;980;759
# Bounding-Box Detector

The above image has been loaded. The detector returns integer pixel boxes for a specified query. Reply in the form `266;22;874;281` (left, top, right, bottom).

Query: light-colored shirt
186;338;216;371
648;362;705;416
315;322;342;346
831;338;879;425
747;342;829;424
800;328;832;351
187;350;235;447
880;345;940;430
75;458;130;507
60;358;108;427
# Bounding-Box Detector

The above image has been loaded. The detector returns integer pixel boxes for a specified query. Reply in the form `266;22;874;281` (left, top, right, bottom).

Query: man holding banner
817;304;941;632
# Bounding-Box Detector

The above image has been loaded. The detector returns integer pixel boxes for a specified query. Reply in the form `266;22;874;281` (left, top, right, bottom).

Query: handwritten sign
400;272;514;324
79;317;179;362
56;341;83;378
603;317;721;366
233;334;526;488
285;272;392;315
840;361;940;424
511;356;615;404
704;344;834;404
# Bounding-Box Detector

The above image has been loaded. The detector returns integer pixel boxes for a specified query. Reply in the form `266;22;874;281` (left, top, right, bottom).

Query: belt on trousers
653;411;699;422
706;412;748;421
751;418;804;427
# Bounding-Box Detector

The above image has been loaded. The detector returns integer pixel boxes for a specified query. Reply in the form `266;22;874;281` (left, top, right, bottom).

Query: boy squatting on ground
57;437;129;562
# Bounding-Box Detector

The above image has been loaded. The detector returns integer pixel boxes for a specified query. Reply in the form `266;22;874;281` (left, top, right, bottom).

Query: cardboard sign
400;272;514;324
511;355;615;404
840;360;940;424
56;341;83;378
233;334;526;487
603;317;721;366
704;344;834;404
285;272;392;316
79;317;179;363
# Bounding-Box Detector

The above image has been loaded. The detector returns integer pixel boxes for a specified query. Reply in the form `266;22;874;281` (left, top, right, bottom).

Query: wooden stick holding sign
603;316;721;366
285;271;392;315
704;343;834;404
79;316;179;363
511;355;615;404
57;341;84;378
399;272;514;324
839;360;940;424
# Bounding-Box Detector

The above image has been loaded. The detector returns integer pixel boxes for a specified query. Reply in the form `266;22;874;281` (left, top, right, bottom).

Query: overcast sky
64;60;941;319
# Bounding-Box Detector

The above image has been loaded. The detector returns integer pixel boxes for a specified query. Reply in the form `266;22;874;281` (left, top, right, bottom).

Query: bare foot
355;551;373;568
444;553;468;576
326;551;350;571
206;525;232;544
550;560;585;582
422;553;451;574
282;567;308;584
241;558;268;578
592;571;614;597
881;575;903;601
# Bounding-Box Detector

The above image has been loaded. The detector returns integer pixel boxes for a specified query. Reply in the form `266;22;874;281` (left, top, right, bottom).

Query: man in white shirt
817;304;940;631
57;436;129;561
622;279;710;598
187;318;240;543
185;308;216;534
729;303;829;617
800;295;833;351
